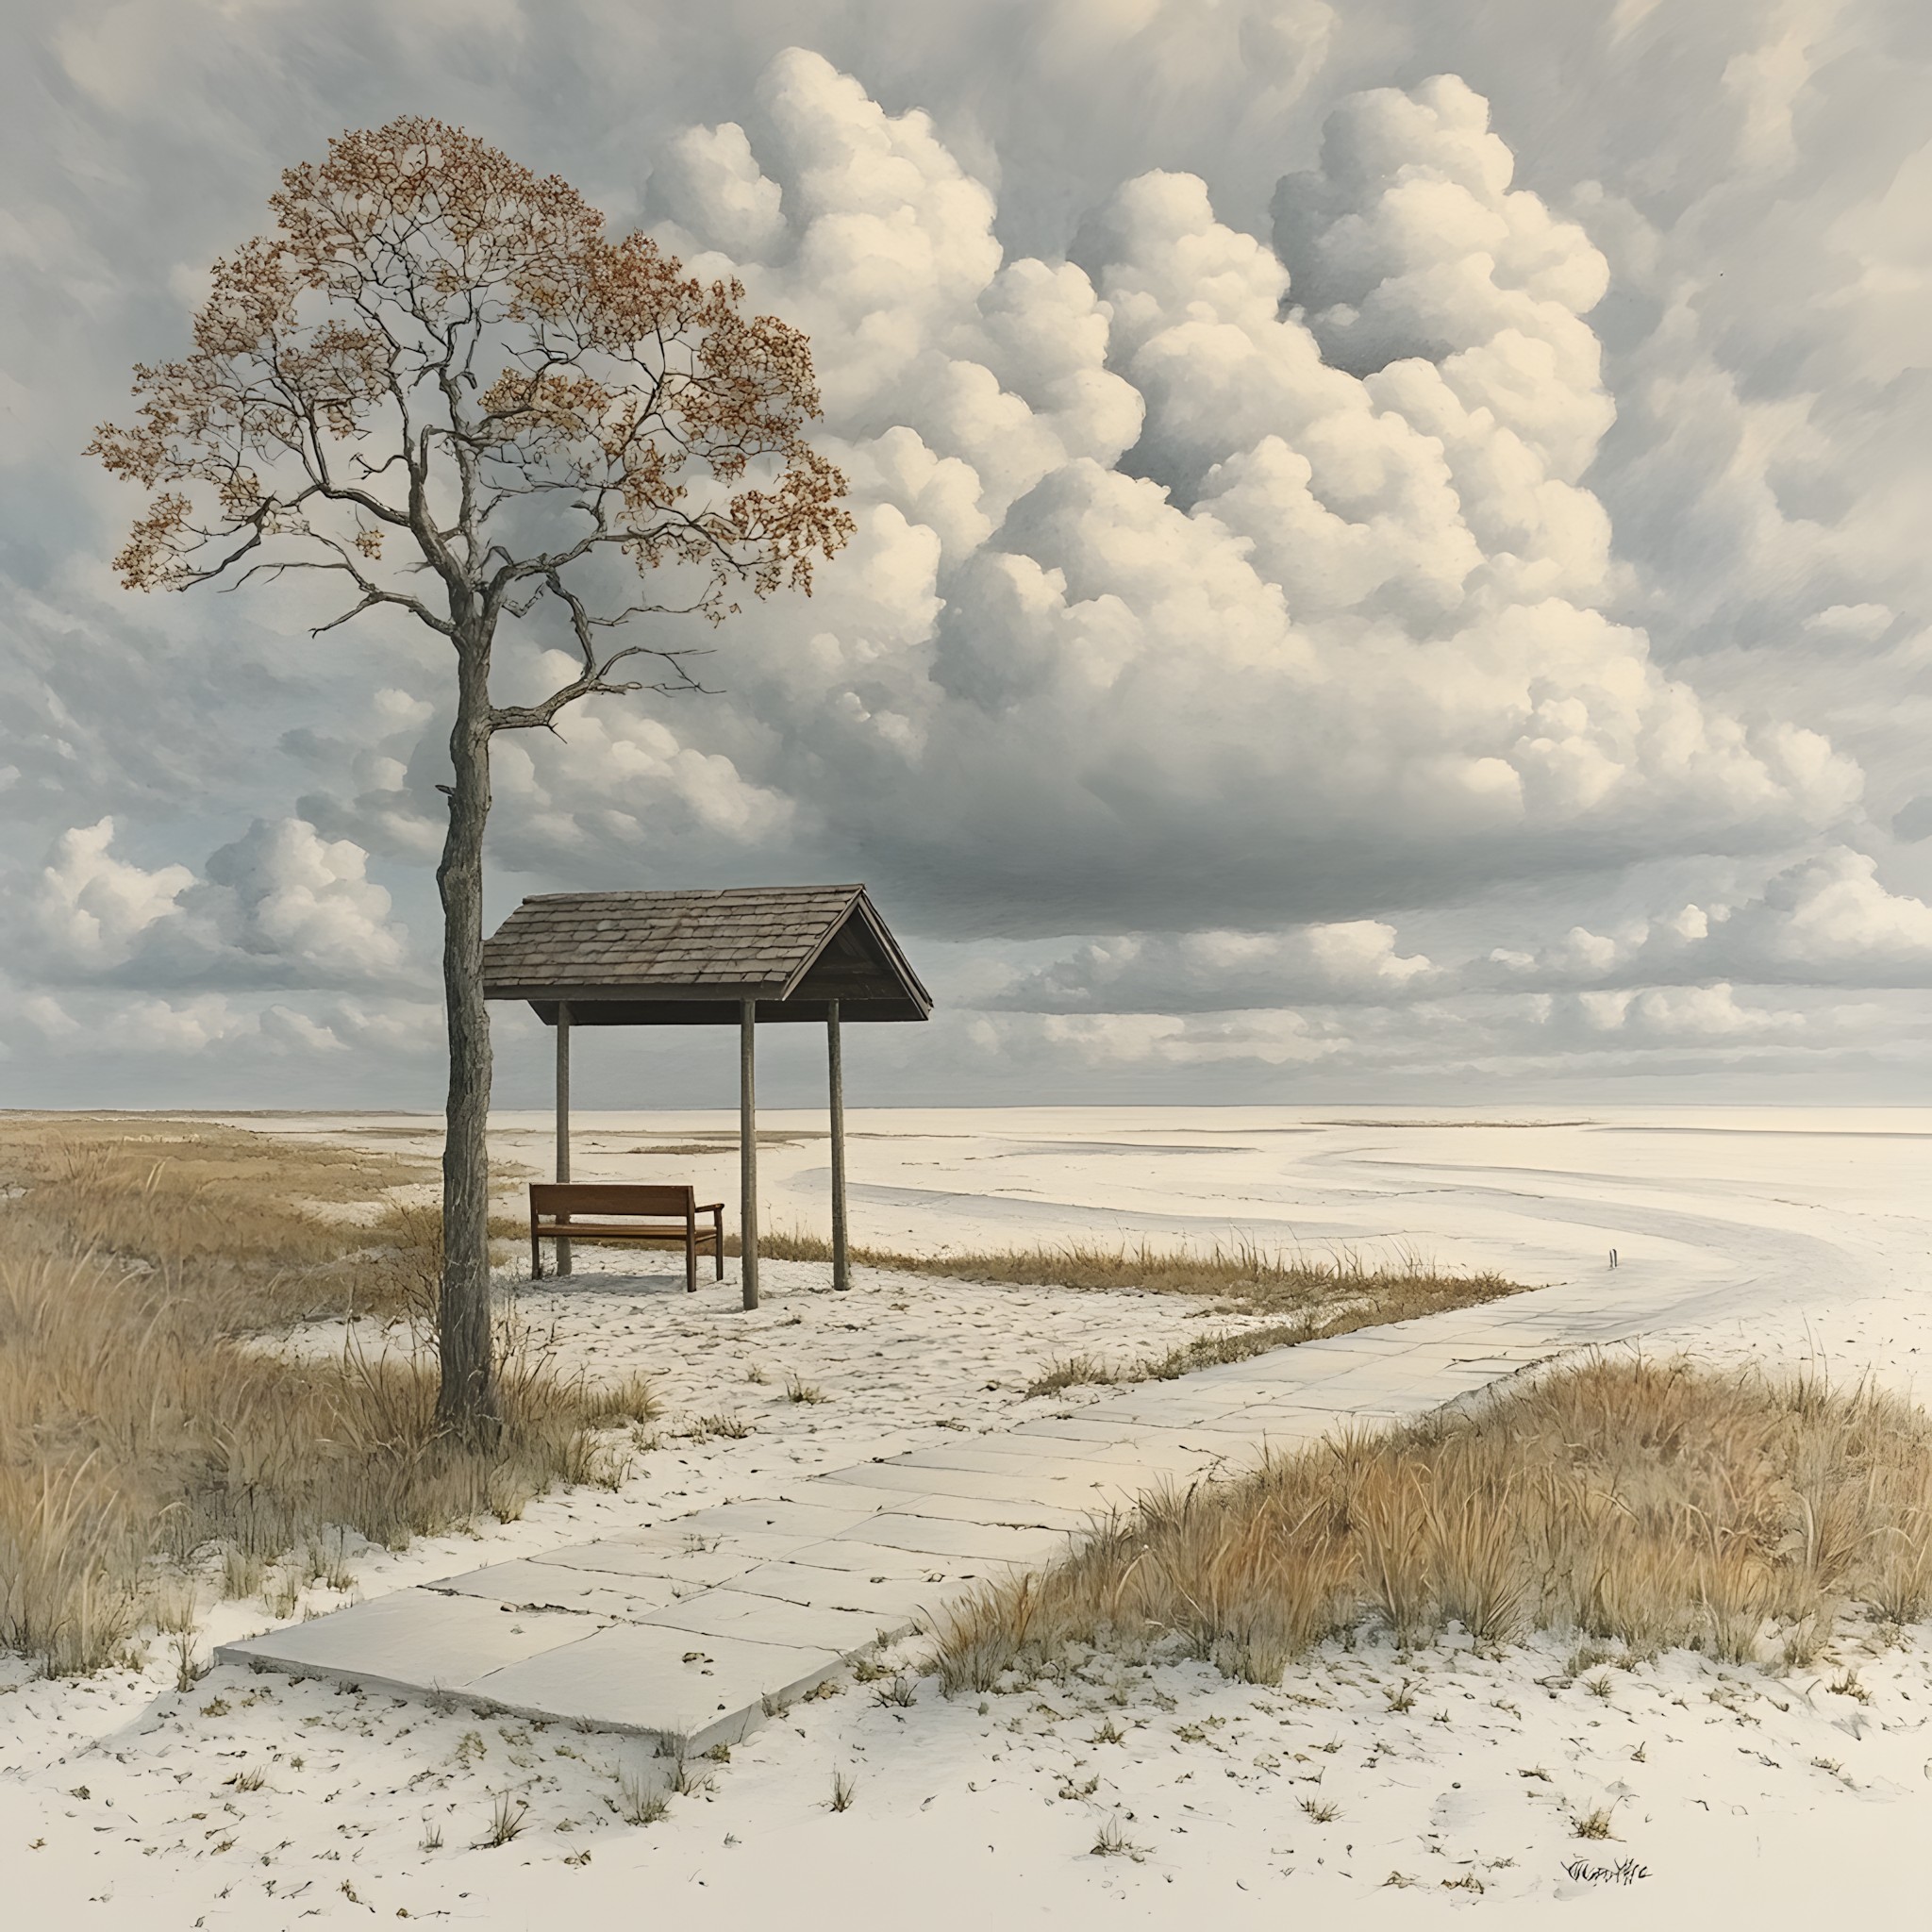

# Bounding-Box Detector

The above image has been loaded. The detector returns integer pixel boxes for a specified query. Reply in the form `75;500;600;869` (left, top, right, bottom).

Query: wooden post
827;1000;849;1291
739;997;759;1310
554;1001;572;1277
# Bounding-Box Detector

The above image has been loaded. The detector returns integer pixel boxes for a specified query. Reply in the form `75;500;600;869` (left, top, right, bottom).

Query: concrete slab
679;1498;887;1540
217;1589;591;1696
890;1490;1098;1534
892;1442;1158;1482
529;1541;769;1588
775;1538;989;1583
819;1460;1106;1509
462;1621;843;1753
725;1563;954;1624
638;1588;910;1655
432;1561;684;1620
828;1513;1071;1563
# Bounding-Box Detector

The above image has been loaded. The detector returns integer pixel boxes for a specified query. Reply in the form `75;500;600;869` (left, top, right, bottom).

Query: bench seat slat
533;1222;721;1240
528;1181;726;1293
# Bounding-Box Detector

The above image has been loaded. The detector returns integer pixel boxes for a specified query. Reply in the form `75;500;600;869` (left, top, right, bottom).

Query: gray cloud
3;4;1928;1103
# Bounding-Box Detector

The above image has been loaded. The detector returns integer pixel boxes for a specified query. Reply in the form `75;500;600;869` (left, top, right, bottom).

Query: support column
739;997;759;1311
827;1000;849;1291
554;1001;572;1276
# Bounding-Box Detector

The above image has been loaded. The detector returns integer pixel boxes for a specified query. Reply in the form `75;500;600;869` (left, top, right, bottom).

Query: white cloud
34;817;193;966
991;921;1436;1012
24;816;411;992
6;8;1929;1102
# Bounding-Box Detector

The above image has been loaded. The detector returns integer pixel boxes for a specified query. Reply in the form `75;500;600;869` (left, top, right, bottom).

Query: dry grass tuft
0;1116;657;1676
753;1228;1522;1320
935;1357;1932;1694
752;1227;1528;1394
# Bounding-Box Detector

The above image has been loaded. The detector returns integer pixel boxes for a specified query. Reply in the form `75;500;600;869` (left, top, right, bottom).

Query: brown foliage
86;117;854;1431
88;114;852;632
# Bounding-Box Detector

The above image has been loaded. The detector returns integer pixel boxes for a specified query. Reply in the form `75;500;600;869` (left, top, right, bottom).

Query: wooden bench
529;1183;724;1294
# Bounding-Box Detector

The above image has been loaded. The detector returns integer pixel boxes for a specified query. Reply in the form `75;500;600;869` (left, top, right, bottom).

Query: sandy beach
8;1106;1932;1928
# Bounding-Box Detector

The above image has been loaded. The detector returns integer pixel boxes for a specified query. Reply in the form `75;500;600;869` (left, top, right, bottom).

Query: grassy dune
746;1229;1528;1393
0;1117;655;1676
936;1355;1932;1692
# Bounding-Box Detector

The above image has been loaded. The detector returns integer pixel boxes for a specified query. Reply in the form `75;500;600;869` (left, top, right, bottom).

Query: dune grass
935;1356;1932;1694
745;1228;1518;1315
742;1228;1526;1394
0;1116;656;1678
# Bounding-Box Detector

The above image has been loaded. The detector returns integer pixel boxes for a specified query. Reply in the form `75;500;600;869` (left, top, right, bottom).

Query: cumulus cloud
1479;846;1932;991
301;55;1862;947
23;816;412;992
34;818;194;967
989;922;1437;1012
6;7;1930;1102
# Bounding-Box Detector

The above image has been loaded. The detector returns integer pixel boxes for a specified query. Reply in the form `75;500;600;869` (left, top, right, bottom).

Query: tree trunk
435;636;500;1440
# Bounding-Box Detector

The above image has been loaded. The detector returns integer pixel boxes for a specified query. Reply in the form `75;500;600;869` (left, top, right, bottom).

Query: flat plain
8;1104;1932;1929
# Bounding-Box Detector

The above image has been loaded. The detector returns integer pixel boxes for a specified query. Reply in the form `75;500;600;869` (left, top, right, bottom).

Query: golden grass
739;1229;1526;1394
934;1356;1932;1694
0;1116;656;1677
745;1229;1513;1312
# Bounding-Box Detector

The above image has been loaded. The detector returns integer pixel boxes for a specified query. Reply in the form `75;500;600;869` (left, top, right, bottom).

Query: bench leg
685;1225;697;1295
713;1206;724;1279
531;1226;542;1281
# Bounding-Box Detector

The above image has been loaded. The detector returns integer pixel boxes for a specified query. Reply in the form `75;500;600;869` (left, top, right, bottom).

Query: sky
5;0;1932;1111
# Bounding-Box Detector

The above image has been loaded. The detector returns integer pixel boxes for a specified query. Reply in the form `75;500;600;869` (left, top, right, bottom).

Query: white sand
8;1106;1932;1928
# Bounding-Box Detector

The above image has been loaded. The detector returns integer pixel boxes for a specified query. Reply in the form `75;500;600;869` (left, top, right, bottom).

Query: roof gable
481;885;932;1023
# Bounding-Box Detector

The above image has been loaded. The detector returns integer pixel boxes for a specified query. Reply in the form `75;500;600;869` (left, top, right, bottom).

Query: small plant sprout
1300;1797;1341;1824
666;1753;714;1798
620;1771;668;1825
1091;1815;1145;1860
1573;1804;1619;1840
784;1374;828;1405
829;1768;858;1813
170;1629;206;1692
478;1792;529;1848
874;1674;918;1708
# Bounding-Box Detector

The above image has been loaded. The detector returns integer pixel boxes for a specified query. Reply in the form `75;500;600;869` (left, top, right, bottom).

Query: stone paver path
218;1262;1740;1751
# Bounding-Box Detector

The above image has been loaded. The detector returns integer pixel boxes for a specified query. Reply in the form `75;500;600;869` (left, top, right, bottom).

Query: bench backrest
530;1182;697;1217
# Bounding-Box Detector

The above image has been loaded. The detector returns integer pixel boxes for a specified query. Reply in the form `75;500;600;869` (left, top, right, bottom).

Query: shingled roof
481;885;932;1025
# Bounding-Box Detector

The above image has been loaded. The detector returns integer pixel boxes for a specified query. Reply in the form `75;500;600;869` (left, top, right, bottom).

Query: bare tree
90;118;852;1438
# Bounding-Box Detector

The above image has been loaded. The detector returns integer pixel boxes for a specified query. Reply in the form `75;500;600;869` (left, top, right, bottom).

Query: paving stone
680;1497;887;1540
888;1489;1096;1534
828;1513;1071;1563
461;1622;841;1752
638;1588;908;1655
775;1537;1008;1585
432;1560;683;1619
529;1542;767;1588
889;1443;1135;1482
216;1590;590;1695
758;1475;924;1512
724;1563;955;1624
821;1460;1104;1509
1005;1416;1159;1445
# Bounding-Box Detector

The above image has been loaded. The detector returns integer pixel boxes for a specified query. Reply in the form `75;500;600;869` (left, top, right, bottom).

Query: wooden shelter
482;885;932;1308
